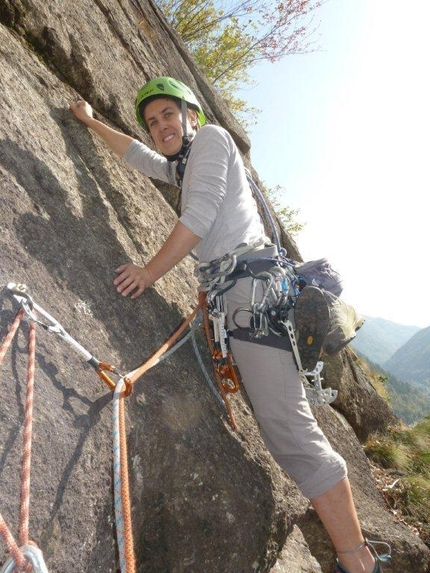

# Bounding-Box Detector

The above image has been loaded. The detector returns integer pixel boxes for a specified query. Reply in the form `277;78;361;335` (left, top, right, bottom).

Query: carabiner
0;544;49;573
4;283;38;322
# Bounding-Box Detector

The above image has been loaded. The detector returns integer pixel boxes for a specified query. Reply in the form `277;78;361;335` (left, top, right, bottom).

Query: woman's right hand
114;263;154;299
68;100;94;126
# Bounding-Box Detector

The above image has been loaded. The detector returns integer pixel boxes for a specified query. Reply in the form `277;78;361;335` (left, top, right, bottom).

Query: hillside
0;1;429;572
356;356;430;425
351;316;420;365
384;326;430;387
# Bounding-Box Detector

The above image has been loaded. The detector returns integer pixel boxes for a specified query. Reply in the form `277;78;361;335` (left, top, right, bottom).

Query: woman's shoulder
193;123;235;148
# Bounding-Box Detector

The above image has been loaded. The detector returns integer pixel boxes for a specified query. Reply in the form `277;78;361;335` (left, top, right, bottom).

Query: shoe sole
294;286;330;371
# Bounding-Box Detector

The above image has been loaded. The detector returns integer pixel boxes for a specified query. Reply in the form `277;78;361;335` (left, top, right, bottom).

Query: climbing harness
193;169;363;406
197;241;338;407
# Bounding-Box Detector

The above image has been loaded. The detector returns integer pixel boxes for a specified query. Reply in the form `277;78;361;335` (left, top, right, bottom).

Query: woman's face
144;97;197;156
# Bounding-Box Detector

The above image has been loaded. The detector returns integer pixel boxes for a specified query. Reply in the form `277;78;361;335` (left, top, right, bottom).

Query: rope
126;302;202;385
245;169;284;256
19;319;35;547
0;309;24;366
190;330;224;406
0;309;39;572
146;313;225;406
110;300;240;572
0;514;28;571
1;288;238;573
110;306;206;573
154;314;201;365
112;379;136;573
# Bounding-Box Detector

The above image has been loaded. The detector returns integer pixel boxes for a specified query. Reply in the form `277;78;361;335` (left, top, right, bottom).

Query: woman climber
69;76;389;573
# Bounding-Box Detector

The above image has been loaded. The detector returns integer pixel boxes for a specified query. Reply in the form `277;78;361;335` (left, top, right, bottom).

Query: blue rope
112;378;126;573
191;330;225;406
147;313;225;407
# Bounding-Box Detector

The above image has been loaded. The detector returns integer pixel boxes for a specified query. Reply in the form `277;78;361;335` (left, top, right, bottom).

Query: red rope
19;319;36;546
0;309;34;571
0;514;27;570
0;309;24;367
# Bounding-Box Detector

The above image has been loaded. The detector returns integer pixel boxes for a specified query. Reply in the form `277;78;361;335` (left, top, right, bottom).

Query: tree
265;184;304;237
156;0;324;118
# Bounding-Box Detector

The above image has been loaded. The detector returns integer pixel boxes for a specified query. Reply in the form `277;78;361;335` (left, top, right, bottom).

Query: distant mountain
362;357;430;425
350;316;420;365
384;326;430;388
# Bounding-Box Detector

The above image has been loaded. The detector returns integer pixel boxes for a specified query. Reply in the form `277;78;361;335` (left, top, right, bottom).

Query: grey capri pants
224;271;347;499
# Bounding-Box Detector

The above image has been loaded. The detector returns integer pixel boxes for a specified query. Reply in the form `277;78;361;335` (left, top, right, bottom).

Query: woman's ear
188;109;199;130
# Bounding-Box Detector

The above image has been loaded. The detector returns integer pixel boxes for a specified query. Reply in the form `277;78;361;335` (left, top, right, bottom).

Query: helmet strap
181;99;191;146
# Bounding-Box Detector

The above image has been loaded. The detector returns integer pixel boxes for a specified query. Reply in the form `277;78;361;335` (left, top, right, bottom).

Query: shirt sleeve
123;140;176;185
179;126;231;238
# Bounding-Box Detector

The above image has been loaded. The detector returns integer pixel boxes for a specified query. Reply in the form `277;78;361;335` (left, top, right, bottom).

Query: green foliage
264;183;304;237
365;418;430;544
377;373;388;385
156;0;324;117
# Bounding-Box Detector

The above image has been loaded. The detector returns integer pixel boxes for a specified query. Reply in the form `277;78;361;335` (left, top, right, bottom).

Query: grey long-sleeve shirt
123;124;266;263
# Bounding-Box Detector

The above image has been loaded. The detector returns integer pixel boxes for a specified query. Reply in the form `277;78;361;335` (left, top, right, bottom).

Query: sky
240;0;430;328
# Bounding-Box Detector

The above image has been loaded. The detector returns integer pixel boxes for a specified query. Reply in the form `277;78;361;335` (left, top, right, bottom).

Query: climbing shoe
322;291;365;355
334;538;391;573
294;285;330;371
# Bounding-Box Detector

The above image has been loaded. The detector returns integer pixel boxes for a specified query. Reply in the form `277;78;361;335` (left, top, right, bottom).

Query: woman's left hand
113;263;153;299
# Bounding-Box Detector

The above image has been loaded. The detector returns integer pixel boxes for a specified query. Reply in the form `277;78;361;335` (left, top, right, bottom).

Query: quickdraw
3;283;130;394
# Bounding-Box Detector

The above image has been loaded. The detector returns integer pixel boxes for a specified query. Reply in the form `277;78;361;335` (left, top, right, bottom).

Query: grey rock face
0;2;429;572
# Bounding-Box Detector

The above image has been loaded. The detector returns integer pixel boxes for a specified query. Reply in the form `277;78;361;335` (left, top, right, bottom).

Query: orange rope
0;309;24;366
19;318;36;546
113;299;236;573
0;309;36;571
0;514;28;571
126;302;202;386
119;391;136;573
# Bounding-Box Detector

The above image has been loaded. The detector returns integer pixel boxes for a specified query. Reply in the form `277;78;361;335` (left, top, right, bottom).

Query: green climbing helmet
135;76;206;130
